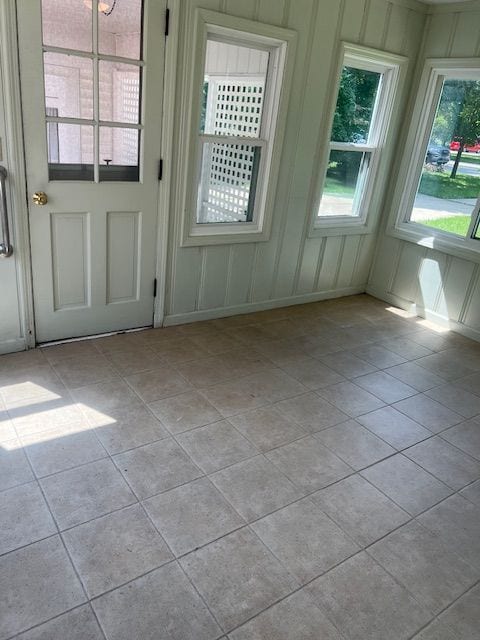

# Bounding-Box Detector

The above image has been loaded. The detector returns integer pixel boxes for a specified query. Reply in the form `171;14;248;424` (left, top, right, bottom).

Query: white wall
164;0;426;325
368;1;480;341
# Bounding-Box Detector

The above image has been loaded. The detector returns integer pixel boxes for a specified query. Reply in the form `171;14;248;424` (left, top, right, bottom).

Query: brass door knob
32;191;48;205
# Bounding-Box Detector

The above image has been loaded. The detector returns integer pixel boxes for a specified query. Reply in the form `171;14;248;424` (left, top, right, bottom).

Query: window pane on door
201;39;269;137
318;150;370;217
197;142;261;223
44;53;94;120
99;127;139;181
42;0;92;52
99;61;141;124
48;124;94;180
98;0;143;60
332;66;382;143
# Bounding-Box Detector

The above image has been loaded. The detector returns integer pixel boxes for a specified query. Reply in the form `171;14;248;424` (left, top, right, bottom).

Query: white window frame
179;9;296;247
389;58;480;262
309;43;406;237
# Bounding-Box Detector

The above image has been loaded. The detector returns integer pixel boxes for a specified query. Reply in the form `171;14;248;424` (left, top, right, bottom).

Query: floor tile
411;620;457;640
0;365;66;405
380;337;433;361
425;384;480;418
41;458;136;529
42;341;100;365
210;455;303;521
317;381;385;417
251;498;359;583
266;436;352;492
63;503;172;597
229;589;345;640
15;605;104;640
455;371;480;397
180;527;298;631
53;355;118;389
228;406;305;452
148;390;222;435
153;338;214;365
0;349;47;374
273;392;349;433
86;403;169;455
0;410;16;442
105;347;166;376
307;552;431;640
415;350;476;381
0;481;56;555
113;438;202;500
312;474;409;546
441;418;480;460
405;437;480;490
315;420;395;470
352;344;407;368
356;405;430;450
417;494;480;569
280;357;346;390
385;361;444;392
0;536;85;640
71;379;140;413
318;351;377;378
190;332;242;355
438;584;480;639
176;419;258;474
394;394;462;433
93;561;221;640
0;438;34;491
354;371;417;404
125;366;192;403
144;477;244;557
9;395;87;438
460;478;480;506
21;426;106;477
369;520;477;614
361;454;452;515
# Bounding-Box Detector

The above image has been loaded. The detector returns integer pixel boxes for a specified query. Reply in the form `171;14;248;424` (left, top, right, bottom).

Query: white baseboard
366;285;480;343
0;337;27;355
163;285;366;326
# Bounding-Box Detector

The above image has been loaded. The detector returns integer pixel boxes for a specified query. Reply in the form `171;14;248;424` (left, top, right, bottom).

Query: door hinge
153;278;158;298
158;159;163;180
165;8;170;36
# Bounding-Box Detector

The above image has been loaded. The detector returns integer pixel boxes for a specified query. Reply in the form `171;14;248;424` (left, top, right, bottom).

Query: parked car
450;139;480;153
426;144;451;166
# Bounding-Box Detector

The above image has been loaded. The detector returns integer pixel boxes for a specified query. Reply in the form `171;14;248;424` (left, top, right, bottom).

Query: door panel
17;0;165;342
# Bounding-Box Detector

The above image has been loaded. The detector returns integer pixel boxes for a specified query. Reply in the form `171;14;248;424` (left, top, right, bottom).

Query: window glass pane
48;124;94;180
42;0;92;52
99;0;143;60
409;78;480;237
201;39;269;138
99;127;139;181
331;66;382;143
99;61;141;124
44;53;93;120
318;150;370;217
197;142;261;223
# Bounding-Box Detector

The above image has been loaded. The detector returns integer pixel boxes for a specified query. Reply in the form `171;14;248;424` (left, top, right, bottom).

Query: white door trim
0;0;35;349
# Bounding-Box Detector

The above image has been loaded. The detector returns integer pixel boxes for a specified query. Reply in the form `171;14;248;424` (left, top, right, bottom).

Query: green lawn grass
324;176;355;197
450;152;480;166
420;215;471;236
418;172;480;199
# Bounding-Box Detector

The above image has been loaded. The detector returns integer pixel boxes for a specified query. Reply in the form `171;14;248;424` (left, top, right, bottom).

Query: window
393;60;480;258
313;44;405;231
181;10;296;245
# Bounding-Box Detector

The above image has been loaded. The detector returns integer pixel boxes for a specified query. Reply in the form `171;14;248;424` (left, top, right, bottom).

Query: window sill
388;221;480;264
180;223;270;247
309;216;372;238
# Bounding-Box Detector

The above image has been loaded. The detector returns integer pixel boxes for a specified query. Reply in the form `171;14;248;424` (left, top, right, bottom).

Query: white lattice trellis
200;77;265;223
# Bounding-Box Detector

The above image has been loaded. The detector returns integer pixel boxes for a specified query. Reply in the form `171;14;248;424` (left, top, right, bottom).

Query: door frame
1;0;177;348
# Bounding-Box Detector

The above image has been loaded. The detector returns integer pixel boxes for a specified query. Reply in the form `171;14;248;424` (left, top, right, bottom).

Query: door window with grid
41;0;143;181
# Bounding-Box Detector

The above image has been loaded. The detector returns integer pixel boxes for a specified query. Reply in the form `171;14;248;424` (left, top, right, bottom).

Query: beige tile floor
1;294;480;639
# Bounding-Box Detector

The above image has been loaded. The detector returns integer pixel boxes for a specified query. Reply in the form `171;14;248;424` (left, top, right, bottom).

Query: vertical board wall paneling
368;6;480;339
166;0;423;324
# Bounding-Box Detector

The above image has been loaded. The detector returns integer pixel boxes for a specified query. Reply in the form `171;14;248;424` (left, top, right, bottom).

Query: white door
17;0;166;342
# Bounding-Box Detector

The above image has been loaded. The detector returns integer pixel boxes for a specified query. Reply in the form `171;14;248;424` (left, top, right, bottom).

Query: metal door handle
0;166;13;258
32;191;48;205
